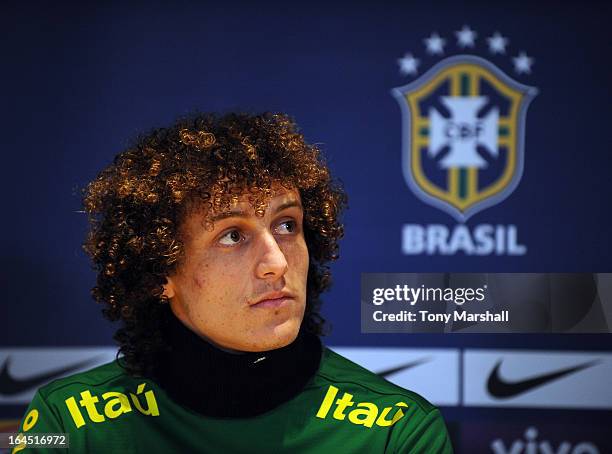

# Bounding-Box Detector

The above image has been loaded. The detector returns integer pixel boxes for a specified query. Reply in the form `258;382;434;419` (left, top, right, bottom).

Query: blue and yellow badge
393;53;537;221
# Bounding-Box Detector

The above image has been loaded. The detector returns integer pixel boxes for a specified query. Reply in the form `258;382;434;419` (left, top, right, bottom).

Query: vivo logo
491;427;599;454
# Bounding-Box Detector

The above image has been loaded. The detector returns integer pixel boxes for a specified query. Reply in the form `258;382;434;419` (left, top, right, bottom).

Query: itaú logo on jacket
315;385;408;428
65;383;160;429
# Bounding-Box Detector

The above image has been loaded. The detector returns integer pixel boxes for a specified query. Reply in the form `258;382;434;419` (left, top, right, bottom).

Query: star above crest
455;25;477;48
424;33;446;55
397;53;420;75
512;51;534;74
487;32;509;54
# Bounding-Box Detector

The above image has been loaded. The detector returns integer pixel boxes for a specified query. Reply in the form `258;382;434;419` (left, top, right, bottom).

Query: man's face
163;187;309;352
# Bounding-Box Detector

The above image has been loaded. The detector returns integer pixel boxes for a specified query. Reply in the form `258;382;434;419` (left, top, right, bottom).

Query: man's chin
245;320;302;352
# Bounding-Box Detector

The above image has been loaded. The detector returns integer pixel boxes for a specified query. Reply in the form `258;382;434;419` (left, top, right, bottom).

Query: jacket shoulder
37;359;139;402
316;347;437;414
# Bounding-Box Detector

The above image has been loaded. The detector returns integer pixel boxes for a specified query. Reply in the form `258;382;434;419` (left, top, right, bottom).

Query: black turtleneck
151;311;323;418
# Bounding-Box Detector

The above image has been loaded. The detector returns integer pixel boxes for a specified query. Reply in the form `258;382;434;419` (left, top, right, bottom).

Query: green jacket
13;348;453;453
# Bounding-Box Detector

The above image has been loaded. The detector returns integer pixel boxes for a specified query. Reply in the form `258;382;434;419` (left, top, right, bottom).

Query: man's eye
218;229;243;245
276;220;297;234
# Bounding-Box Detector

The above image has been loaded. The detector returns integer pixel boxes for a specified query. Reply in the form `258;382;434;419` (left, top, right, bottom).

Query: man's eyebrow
273;200;302;213
209;210;249;223
208;200;302;223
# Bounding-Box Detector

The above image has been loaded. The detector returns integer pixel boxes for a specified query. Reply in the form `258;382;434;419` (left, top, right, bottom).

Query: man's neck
150;311;323;418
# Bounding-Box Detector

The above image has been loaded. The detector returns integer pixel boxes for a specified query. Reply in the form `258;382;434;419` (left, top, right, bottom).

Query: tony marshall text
372;310;509;323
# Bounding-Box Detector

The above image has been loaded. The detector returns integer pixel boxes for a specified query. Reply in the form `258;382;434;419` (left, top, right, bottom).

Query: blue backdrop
2;1;611;452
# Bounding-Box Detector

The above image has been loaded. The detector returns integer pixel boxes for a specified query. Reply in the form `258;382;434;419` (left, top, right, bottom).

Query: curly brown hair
83;112;347;377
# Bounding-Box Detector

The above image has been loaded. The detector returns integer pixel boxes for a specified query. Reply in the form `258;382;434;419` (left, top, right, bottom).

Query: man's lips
251;297;293;309
249;291;295;308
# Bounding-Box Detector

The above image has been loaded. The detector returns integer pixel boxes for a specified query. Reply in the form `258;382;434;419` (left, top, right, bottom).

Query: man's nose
255;231;289;280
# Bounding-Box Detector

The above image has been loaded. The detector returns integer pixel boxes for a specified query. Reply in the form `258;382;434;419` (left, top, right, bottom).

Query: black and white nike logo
376;358;430;378
487;359;600;399
0;356;101;396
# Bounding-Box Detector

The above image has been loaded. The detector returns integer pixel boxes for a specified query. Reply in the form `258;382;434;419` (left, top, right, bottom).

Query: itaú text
402;224;526;256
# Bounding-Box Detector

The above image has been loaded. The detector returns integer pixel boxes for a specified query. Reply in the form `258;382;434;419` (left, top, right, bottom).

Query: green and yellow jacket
14;316;452;453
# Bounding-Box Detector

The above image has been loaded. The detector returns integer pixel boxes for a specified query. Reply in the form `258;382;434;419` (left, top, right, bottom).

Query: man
13;113;453;453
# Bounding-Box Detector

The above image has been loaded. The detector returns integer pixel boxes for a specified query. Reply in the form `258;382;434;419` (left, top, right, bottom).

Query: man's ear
163;277;176;300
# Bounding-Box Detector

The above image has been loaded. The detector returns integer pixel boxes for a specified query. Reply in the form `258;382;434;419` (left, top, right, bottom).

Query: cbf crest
392;30;538;221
